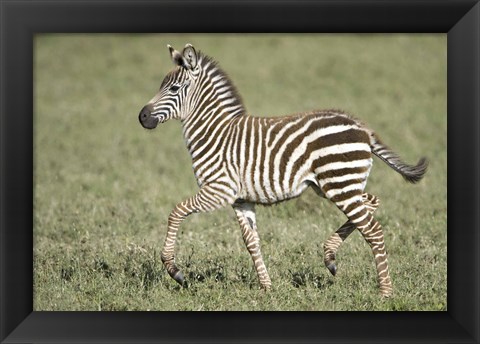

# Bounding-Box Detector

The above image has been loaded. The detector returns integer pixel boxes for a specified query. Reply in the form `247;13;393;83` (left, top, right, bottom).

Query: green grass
33;34;447;311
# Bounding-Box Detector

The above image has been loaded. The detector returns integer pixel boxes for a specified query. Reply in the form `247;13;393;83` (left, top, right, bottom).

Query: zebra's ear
168;44;187;68
182;44;198;70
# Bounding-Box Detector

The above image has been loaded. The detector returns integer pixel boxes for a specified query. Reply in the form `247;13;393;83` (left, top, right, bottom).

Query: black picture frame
1;0;478;343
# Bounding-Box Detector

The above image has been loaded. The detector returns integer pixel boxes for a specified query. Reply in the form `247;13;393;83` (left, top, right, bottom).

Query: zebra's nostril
138;106;158;129
139;106;151;123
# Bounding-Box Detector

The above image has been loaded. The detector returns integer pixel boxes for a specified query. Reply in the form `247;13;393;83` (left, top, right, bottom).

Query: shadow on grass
288;268;334;290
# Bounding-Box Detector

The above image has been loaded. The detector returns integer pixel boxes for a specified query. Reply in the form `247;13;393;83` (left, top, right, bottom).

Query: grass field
34;34;447;311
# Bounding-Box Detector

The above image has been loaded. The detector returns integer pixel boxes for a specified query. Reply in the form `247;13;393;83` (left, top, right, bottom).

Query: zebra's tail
370;134;428;184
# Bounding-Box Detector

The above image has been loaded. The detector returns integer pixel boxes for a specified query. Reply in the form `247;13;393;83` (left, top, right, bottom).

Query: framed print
1;0;479;343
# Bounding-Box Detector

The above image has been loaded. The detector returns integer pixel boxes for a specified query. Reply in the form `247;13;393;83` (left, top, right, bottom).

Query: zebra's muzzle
139;105;159;129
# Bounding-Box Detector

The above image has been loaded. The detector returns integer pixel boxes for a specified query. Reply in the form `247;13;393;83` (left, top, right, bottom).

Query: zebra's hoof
172;270;185;286
380;289;393;298
326;263;337;276
261;284;272;291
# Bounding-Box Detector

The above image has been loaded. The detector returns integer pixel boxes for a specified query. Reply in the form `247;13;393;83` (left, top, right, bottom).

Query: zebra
138;43;428;297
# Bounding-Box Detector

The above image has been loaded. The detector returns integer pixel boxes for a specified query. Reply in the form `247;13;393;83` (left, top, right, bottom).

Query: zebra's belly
242;178;313;205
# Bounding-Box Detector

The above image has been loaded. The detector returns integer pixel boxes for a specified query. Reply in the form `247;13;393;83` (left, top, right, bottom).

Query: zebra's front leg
161;186;228;286
323;193;380;276
232;202;272;290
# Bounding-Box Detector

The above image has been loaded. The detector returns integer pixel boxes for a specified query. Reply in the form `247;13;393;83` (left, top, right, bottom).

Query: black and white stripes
138;44;428;297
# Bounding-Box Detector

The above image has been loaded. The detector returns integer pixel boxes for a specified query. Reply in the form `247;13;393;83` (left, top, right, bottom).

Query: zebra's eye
169;85;181;93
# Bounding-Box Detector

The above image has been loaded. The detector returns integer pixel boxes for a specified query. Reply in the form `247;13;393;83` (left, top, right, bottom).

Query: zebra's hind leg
323;222;355;276
232;201;272;290
330;192;392;297
161;185;229;287
323;193;380;276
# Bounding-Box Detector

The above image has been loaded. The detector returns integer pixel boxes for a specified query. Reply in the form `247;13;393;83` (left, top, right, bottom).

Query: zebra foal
138;44;428;297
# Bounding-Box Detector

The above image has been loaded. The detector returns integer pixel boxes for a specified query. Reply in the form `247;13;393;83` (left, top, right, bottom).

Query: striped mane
198;52;247;116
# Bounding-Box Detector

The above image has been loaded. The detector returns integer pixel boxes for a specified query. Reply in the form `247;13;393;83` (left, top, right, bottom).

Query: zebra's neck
181;54;246;154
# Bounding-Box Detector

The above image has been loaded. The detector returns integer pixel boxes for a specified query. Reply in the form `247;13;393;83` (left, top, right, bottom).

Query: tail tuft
400;157;428;183
371;135;428;184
